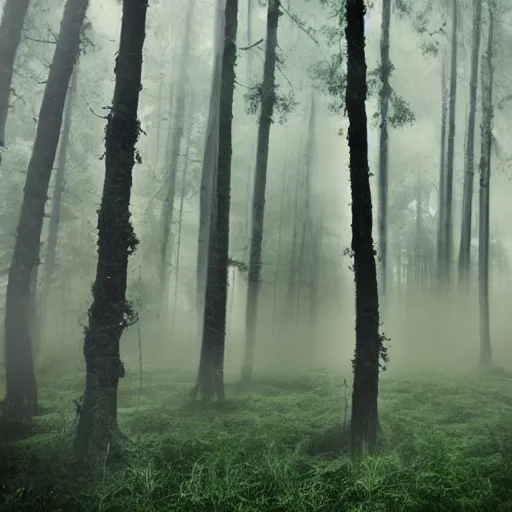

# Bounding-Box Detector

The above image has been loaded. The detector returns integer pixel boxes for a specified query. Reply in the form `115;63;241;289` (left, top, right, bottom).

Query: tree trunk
478;6;494;368
74;0;147;459
158;0;195;309
458;0;482;282
3;0;88;420
196;0;225;321
241;0;279;385
437;56;448;282
193;0;238;401
378;0;391;296
346;0;382;456
441;0;458;282
0;0;31;147
39;69;78;349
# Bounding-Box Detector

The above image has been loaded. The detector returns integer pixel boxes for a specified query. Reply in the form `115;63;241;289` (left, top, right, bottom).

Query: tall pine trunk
441;0;458;282
0;0;31;147
39;70;78;349
3;0;88;419
74;0;147;459
346;0;382;456
241;0;279;385
458;0;482;282
196;0;225;321
378;0;391;296
478;6;494;367
193;0;238;401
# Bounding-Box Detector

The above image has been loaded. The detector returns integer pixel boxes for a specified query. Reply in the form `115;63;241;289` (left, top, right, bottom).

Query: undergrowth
1;368;512;511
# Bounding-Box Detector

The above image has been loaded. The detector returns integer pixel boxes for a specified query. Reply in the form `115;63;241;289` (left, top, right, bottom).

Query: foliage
243;83;299;124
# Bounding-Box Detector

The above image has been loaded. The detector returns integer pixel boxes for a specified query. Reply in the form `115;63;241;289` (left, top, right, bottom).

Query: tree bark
378;0;391;296
74;0;147;459
346;0;381;456
478;6;494;367
39;70;78;350
0;0;31;147
193;0;238;401
458;0;482;282
3;0;88;420
241;0;279;385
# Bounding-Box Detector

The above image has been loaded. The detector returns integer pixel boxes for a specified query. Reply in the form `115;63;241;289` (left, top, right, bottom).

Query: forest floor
1;366;512;511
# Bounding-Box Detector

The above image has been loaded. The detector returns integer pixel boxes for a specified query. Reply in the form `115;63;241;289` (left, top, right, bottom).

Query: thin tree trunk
478;6;494;367
74;0;147;459
346;0;382;456
378;0;391;296
240;0;279;385
3;0;88;420
158;0;195;309
442;0;458;282
172;112;194;331
458;0;482;282
39;70;78;349
0;0;31;147
193;0;238;401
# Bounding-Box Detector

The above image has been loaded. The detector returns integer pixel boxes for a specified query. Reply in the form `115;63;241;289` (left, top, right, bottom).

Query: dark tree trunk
74;0;147;459
345;0;382;456
39;70;78;348
158;0;195;309
0;0;31;147
193;0;238;401
378;0;391;296
241;0;279;385
478;6;494;367
3;0;88;420
458;0;482;282
196;0;225;321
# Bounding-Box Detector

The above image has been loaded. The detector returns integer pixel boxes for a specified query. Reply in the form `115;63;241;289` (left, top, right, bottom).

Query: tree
241;0;280;386
3;0;89;419
478;3;495;367
0;0;31;148
39;70;78;351
74;0;147;458
458;0;482;282
193;0;238;401
378;0;391;296
345;0;383;455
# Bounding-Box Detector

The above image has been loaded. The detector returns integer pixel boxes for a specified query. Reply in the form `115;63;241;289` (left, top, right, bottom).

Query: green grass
1;367;512;511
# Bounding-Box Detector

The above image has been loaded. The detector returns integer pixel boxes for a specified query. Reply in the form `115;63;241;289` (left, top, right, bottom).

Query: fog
1;0;512;391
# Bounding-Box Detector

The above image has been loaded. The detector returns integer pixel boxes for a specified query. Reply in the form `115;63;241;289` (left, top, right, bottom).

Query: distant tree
193;0;238;401
74;0;147;458
0;0;31;149
345;0;383;455
241;0;280;387
3;0;88;420
478;3;495;367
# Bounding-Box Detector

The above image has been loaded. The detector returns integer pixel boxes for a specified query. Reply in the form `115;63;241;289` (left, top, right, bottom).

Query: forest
0;0;512;510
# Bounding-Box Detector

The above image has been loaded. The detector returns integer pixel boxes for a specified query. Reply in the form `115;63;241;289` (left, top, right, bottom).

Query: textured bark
39;70;78;347
74;0;146;459
478;7;494;367
0;0;31;146
345;0;381;456
241;0;279;385
378;0;391;296
196;0;225;320
194;0;237;401
158;0;195;309
3;0;88;420
458;0;482;282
